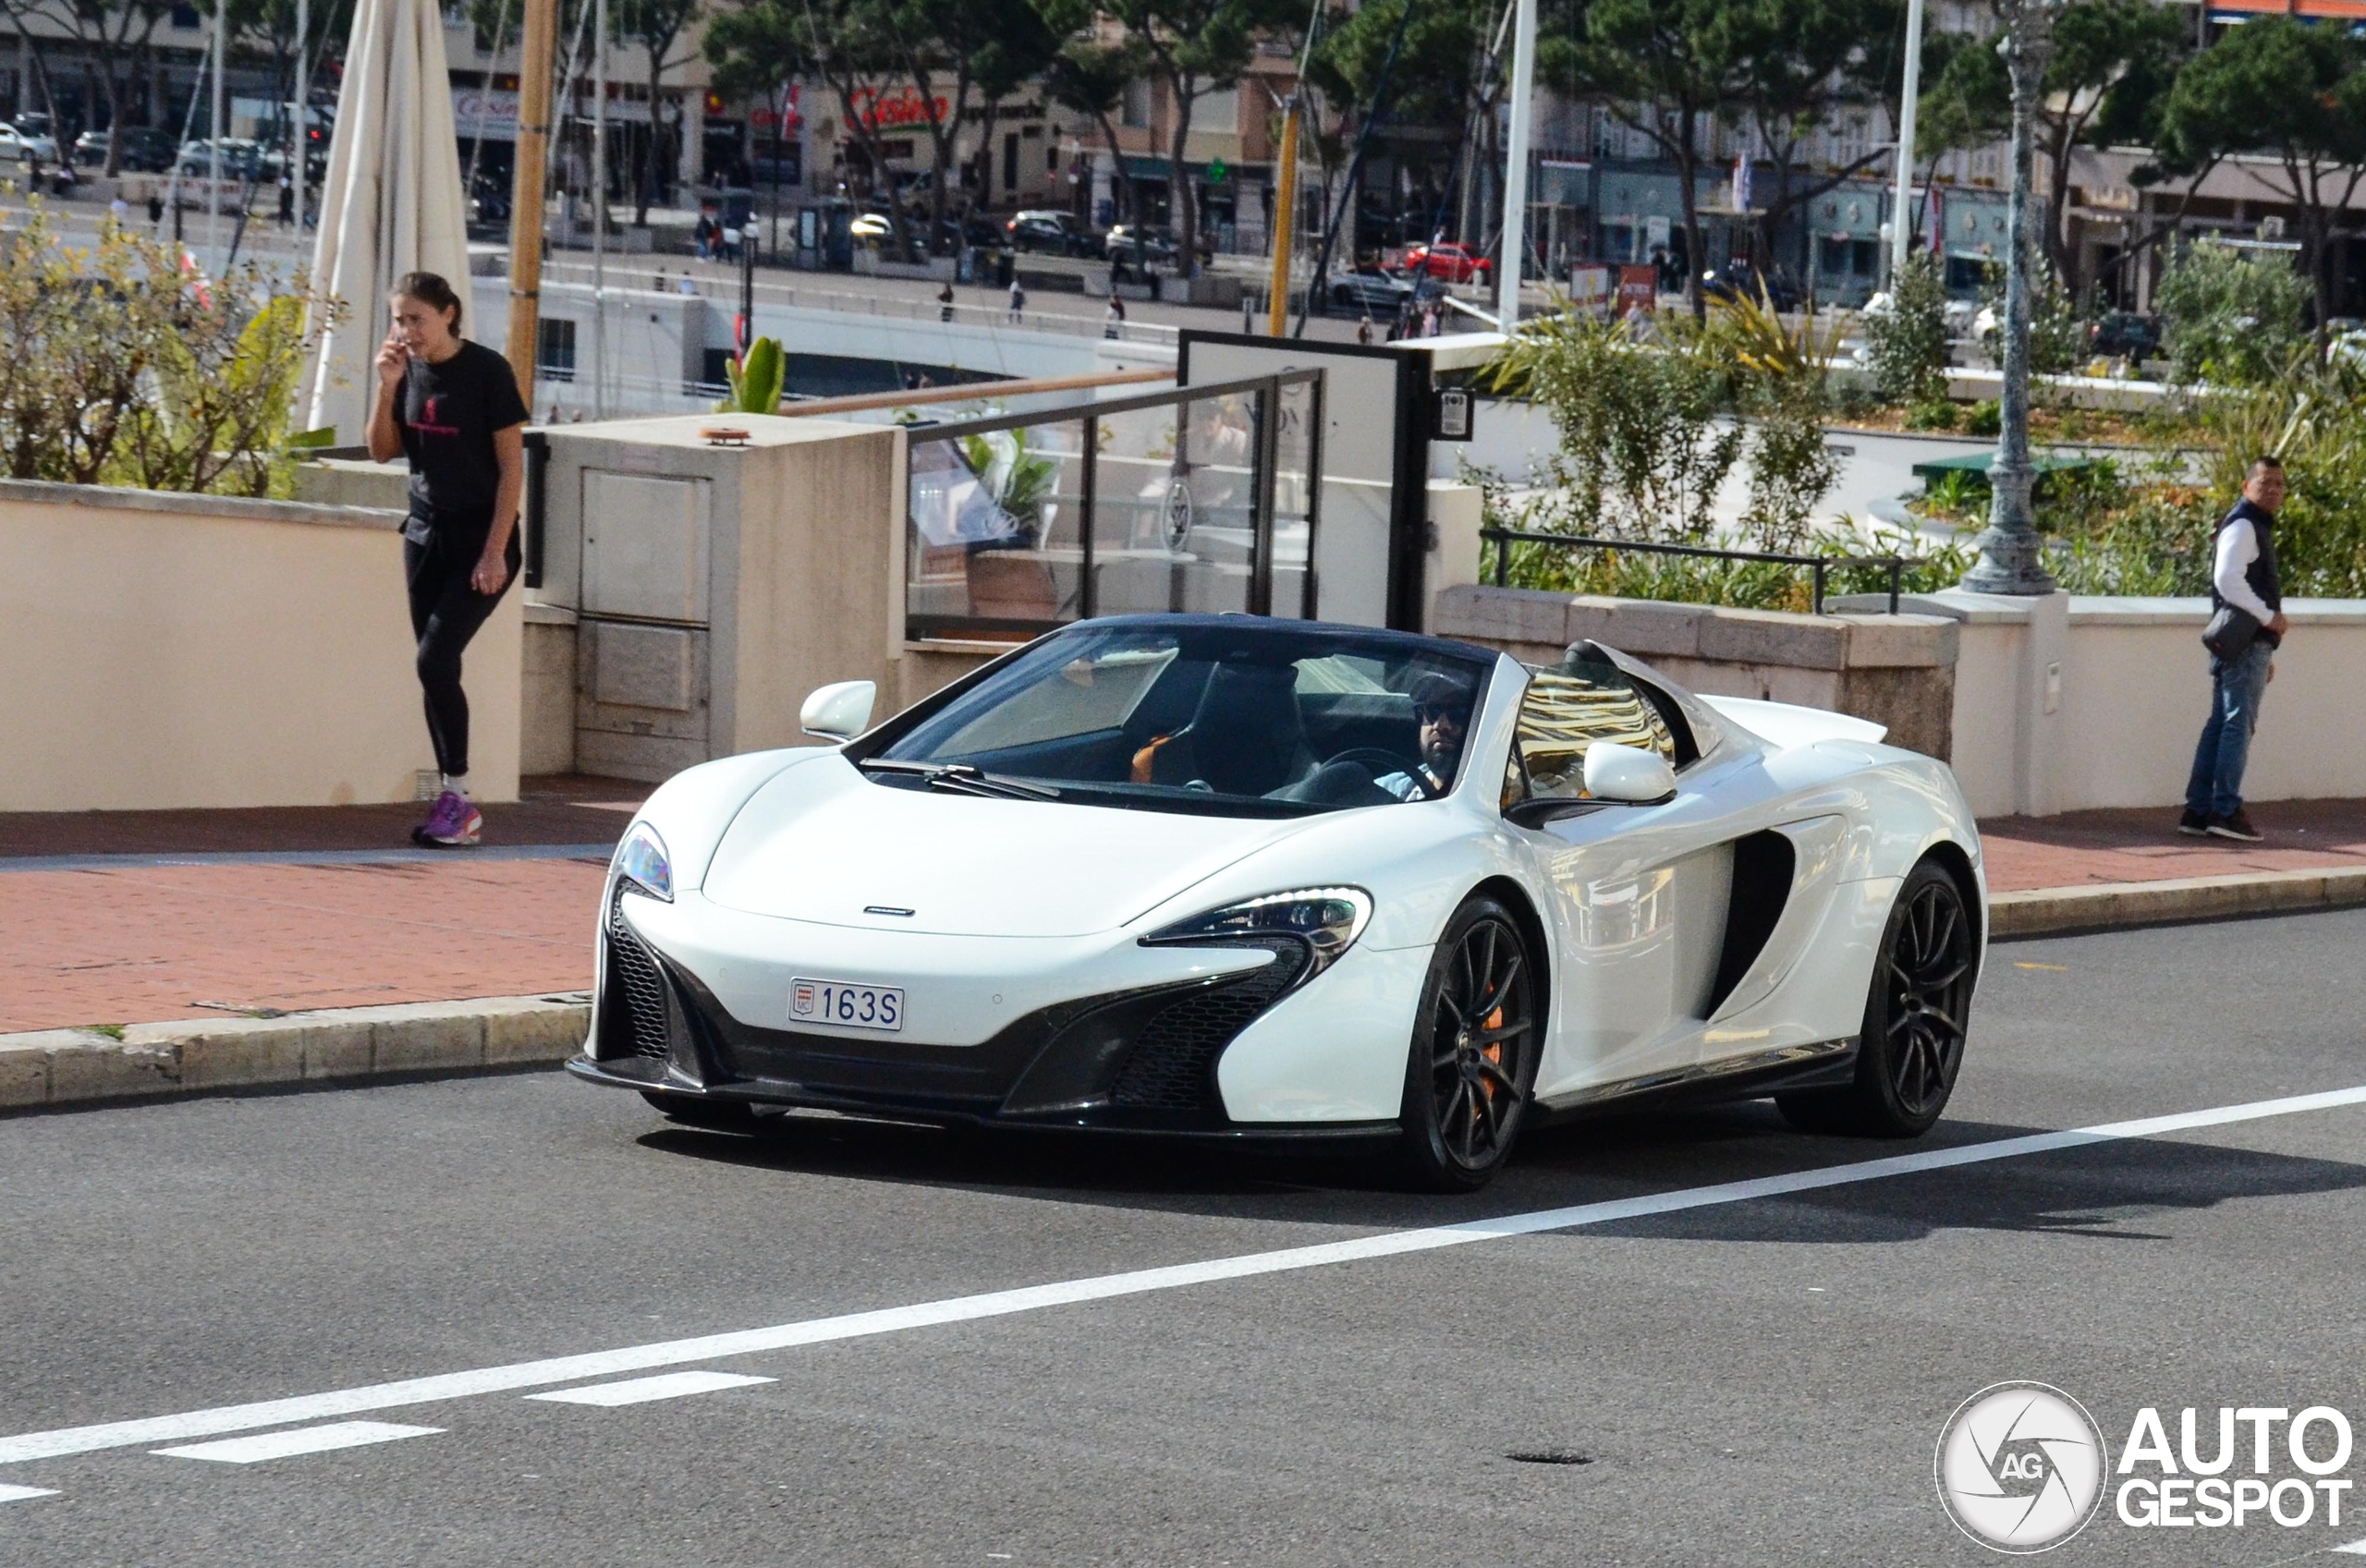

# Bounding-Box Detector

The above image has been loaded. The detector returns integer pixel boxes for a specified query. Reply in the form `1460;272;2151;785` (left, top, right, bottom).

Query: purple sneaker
411;790;482;848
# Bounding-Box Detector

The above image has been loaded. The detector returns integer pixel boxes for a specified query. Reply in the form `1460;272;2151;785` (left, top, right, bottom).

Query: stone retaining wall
1434;585;1961;760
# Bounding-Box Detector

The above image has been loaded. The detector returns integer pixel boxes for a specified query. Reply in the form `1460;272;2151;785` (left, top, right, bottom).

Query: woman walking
367;272;531;847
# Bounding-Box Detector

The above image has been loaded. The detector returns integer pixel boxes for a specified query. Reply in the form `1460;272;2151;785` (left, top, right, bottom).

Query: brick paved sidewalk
1977;797;2366;893
0;778;645;1035
4;782;2360;1035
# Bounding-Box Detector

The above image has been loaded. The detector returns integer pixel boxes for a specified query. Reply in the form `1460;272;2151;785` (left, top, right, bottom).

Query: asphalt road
5;910;2366;1566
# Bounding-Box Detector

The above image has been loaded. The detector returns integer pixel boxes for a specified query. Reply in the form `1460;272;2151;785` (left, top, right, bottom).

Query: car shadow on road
636;1098;2366;1246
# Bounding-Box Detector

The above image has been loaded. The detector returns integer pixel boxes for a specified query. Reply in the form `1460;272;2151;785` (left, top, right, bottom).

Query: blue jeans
2184;640;2274;818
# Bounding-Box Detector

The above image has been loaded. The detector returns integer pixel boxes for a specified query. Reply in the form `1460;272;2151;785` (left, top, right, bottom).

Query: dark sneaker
411;789;482;848
2177;808;2210;836
2206;810;2263;843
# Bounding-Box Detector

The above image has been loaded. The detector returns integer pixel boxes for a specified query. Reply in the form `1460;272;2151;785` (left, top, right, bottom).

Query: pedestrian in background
2182;456;2290;843
1007;277;1026;323
147;191;165;231
366;272;531;850
940;281;957;322
1104;293;1125;339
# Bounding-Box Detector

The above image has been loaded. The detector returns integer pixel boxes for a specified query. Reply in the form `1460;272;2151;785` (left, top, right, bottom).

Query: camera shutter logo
1935;1382;2108;1552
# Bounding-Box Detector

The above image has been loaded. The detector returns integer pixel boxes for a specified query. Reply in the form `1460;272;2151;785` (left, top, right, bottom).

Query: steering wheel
1325;747;1424;781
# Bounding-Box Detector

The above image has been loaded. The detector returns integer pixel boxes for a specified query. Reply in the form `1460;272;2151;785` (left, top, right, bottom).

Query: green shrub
1966;398;2001;436
1905;398;1961;431
1480;309;1744;542
2155;239;2310;386
0;200;337;496
1865;253;1951;405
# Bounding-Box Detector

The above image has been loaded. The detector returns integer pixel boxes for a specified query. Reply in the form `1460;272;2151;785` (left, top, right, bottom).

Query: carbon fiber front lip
563;1054;1400;1142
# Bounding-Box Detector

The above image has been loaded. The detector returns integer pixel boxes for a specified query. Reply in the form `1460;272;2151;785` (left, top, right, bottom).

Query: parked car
468;173;511;225
933;211;1005;251
1326;269;1415;311
1006;209;1100;256
177;138;281;181
73;126;177;171
1699;267;1800;312
2087;311;2161;364
0;121;62;164
1399;241;1493;285
1104;223;1181;266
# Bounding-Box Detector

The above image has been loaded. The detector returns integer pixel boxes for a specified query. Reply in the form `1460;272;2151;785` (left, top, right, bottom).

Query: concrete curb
0;994;589;1112
1992;865;2366;939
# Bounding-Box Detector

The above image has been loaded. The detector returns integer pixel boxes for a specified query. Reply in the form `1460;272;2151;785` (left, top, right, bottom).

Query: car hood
700;757;1313;938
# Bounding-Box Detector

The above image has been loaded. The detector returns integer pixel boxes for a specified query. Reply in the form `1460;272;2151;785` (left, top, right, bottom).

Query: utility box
531;414;906;781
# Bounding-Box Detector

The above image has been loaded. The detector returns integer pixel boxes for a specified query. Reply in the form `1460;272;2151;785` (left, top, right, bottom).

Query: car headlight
612;822;673;902
1141;887;1372;978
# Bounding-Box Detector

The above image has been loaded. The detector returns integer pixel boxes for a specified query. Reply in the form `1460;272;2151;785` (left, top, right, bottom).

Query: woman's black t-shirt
398;340;530;553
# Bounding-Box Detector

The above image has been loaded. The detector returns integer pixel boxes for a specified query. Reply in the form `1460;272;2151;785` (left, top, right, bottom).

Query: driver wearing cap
1375;674;1473;801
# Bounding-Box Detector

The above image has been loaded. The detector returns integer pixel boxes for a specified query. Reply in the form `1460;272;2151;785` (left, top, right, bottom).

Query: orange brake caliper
1476;1006;1505;1114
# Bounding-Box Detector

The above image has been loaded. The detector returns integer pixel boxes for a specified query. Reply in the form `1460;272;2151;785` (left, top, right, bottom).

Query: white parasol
299;0;473;444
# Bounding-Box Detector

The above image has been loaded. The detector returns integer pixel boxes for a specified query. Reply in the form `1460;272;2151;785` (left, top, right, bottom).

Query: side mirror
1583;740;1677;806
799;679;876;742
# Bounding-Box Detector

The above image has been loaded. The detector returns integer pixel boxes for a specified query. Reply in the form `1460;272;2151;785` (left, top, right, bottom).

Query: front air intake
604;889;673;1060
1109;942;1310;1112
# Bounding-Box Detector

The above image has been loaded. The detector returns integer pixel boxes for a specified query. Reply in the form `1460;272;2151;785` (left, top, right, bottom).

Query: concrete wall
1880;591;2366;818
2057;599;2366;811
521;602;579;776
0;480;520;811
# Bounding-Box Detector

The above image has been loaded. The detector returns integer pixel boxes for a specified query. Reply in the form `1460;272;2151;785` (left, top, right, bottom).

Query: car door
1503;656;1745;1102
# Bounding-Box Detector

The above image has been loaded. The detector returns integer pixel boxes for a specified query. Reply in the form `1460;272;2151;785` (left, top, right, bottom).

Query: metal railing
906;369;1324;643
1481;528;1917;615
537;258;1183;346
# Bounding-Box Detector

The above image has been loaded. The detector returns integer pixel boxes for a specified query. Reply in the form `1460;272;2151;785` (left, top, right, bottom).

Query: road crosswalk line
153;1421;441;1464
526;1371;774;1407
0;1483;57;1501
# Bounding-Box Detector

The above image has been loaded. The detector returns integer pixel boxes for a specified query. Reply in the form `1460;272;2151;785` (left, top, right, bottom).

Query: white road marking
152;1422;441;1464
2330;1538;2366;1555
5;1081;2364;1470
526;1371;774;1406
0;1483;57;1501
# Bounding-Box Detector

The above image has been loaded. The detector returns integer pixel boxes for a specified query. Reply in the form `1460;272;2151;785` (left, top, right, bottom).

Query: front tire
1778;859;1975;1136
1396;896;1541;1191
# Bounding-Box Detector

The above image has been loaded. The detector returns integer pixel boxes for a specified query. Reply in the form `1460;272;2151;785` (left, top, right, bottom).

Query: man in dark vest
2182;455;2289;842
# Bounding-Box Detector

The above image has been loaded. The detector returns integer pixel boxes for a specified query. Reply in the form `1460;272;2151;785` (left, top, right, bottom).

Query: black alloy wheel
1778;859;1975;1137
1398;896;1541;1191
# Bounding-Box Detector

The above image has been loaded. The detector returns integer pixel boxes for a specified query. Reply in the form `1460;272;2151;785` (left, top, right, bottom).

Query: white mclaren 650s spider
570;614;1985;1190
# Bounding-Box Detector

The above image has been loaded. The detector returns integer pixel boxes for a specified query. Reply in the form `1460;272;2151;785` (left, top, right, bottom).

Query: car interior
869;633;1494;812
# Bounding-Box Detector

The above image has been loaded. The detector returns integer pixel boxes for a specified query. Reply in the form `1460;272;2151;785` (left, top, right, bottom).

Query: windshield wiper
856;759;1061;801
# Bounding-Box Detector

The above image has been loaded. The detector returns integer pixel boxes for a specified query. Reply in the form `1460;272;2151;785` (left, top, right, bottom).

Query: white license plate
790;978;904;1032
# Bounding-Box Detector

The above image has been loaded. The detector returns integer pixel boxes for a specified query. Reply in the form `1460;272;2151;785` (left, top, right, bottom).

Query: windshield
866;622;1494;816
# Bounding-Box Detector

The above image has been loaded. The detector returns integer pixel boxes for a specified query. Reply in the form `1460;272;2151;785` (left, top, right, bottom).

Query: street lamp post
1958;0;2059;596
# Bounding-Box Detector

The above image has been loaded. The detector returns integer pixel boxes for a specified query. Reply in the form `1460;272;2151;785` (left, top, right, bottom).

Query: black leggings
405;532;518;778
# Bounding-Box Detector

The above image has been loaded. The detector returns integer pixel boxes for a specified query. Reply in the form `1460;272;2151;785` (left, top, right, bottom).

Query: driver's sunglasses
1417;703;1465;725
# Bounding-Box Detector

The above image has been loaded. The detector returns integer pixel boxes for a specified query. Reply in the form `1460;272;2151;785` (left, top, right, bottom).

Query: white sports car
570;614;1985;1190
